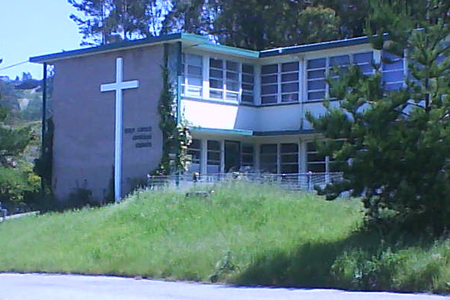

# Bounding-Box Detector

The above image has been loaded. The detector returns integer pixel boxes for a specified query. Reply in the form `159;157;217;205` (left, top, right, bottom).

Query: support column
40;62;48;196
254;143;260;172
220;140;225;173
201;139;207;175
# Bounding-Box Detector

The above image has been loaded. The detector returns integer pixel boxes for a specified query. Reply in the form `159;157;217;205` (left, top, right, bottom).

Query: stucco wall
181;99;258;130
52;45;164;201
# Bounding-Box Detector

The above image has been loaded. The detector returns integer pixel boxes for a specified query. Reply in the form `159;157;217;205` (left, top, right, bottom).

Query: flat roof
260;36;370;57
30;33;259;63
30;33;372;64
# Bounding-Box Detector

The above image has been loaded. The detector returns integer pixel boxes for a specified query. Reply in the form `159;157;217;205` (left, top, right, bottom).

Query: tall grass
0;182;448;293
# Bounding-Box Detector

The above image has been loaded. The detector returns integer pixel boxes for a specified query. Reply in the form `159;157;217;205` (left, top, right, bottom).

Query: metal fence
145;172;343;192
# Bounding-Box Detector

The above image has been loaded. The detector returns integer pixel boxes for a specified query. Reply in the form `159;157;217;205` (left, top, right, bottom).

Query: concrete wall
181;99;258;130
52;45;164;201
182;99;304;132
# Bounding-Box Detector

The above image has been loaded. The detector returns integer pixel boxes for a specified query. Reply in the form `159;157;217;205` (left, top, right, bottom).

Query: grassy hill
0;183;448;293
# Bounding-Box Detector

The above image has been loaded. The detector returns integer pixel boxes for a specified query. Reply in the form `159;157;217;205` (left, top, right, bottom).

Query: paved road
0;273;448;300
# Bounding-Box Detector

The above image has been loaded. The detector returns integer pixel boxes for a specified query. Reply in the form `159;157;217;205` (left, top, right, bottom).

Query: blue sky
0;0;84;80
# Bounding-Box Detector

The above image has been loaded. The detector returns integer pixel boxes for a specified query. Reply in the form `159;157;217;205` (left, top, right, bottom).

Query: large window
260;144;278;173
241;144;254;169
306;142;341;172
307;52;374;101
280;143;299;173
260;143;299;174
242;64;255;104
382;52;405;91
209;58;255;103
182;54;203;98
261;62;300;104
207;140;221;173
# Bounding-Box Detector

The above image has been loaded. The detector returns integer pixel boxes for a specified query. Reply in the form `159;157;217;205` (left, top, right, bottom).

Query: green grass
0;182;448;293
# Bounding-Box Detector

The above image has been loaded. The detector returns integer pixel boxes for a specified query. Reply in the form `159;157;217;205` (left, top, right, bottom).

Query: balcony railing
144;172;343;192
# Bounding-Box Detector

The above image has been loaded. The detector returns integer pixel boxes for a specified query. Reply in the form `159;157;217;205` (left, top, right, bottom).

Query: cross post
100;57;139;202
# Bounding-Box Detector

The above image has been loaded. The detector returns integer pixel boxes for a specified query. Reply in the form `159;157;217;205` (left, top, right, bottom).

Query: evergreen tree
161;0;212;36
306;0;450;233
69;0;169;45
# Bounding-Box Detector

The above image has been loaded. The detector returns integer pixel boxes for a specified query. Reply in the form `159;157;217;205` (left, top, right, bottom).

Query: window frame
306;51;375;102
261;61;300;105
181;53;203;98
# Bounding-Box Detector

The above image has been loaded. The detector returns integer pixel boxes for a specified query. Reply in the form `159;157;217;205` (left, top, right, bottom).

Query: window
182;54;203;98
261;62;300;104
307;58;327;101
209;58;255;103
306;142;341;172
242;64;255;104
382;52;405;91
307;52;374;101
207;140;221;173
187;139;201;173
280;143;299;173
241;144;254;168
260;144;278;173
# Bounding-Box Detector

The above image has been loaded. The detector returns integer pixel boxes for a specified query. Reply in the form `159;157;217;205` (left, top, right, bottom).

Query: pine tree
306;0;450;233
69;0;169;46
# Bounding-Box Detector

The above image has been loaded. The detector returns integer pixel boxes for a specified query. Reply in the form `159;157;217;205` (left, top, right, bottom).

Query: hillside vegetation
0;183;448;294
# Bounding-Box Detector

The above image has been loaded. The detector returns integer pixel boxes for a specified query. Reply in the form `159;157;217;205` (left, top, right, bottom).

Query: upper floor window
382;52;405;91
209;58;255;103
261;62;299;105
306;52;374;101
182;54;203;98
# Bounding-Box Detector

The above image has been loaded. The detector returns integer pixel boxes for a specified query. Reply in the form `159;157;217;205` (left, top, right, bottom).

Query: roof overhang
191;127;317;137
29;33;260;64
260;36;371;58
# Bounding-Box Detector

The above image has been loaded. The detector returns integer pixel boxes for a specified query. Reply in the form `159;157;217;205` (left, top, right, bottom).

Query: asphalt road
0;273;448;300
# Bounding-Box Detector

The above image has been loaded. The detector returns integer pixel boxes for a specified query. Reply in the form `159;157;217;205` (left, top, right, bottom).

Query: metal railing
145;172;343;192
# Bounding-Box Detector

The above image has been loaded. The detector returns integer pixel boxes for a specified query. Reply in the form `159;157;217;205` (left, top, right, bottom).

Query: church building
30;33;405;201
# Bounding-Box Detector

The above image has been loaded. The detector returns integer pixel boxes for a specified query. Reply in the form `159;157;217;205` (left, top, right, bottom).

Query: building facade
30;33;405;201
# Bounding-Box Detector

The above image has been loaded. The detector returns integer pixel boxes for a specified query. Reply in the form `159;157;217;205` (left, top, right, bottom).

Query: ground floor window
280;143;299;173
306;142;341;172
187;139;201;172
260;144;278;173
241;144;254;170
186;139;345;175
207;140;221;173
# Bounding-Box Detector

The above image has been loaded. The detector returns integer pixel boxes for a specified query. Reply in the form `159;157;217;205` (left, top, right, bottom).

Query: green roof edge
191;127;316;136
30;33;375;64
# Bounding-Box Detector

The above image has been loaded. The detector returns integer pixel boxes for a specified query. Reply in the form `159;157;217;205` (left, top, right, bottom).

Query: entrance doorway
225;141;240;173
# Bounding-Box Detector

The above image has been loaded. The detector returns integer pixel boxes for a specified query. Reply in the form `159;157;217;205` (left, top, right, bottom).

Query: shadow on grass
234;228;439;292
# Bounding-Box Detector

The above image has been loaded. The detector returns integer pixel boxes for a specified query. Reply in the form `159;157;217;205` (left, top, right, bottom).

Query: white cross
100;57;139;202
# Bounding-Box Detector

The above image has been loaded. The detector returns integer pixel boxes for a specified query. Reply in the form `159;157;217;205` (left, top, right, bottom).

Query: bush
0;163;40;209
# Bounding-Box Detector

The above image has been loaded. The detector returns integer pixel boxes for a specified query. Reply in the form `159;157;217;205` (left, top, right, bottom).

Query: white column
201;139;208;175
220;140;225;173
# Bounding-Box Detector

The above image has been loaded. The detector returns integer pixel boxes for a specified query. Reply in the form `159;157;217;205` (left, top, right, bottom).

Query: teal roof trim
30;32;258;63
260;36;370;57
193;43;259;58
30;33;377;64
191;127;254;136
191;127;316;136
